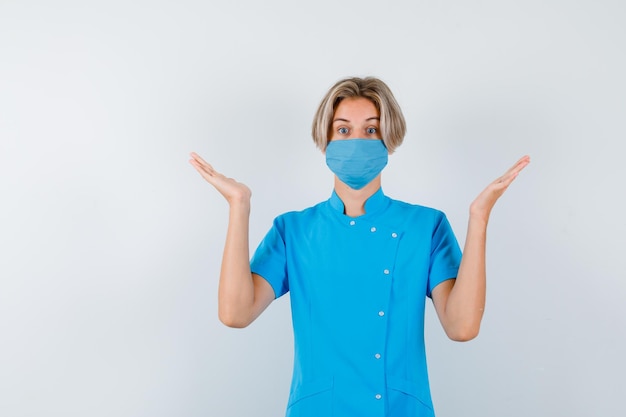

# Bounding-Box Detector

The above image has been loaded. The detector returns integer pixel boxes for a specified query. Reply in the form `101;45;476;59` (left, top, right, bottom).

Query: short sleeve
427;213;462;297
250;217;289;299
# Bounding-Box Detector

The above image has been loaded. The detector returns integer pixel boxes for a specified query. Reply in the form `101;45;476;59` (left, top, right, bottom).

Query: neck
334;175;382;217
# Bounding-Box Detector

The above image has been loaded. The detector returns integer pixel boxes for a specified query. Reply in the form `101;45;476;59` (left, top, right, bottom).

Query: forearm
433;155;529;341
217;200;255;327
444;215;487;340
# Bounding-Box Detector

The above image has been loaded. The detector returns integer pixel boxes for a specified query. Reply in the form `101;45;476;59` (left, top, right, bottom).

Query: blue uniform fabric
250;188;462;417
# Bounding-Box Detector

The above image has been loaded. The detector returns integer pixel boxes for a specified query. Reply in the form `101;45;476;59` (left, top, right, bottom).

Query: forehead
333;97;379;121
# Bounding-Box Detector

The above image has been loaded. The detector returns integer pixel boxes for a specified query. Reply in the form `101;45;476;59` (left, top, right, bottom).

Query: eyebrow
332;117;380;123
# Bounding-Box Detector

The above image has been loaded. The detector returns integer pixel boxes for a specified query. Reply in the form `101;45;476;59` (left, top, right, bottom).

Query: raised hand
469;155;530;223
189;152;251;205
189;151;273;328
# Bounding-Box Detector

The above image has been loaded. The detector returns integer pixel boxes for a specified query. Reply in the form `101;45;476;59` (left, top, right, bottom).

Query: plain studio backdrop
1;1;624;416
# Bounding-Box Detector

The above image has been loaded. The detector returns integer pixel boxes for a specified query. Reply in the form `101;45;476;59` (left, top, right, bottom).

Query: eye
338;127;349;135
367;127;378;134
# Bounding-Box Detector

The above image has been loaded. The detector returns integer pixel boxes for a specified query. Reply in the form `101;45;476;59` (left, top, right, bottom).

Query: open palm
470;155;530;222
189;152;251;205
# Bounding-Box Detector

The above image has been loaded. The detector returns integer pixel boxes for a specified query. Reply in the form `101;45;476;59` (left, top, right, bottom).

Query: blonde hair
312;77;406;153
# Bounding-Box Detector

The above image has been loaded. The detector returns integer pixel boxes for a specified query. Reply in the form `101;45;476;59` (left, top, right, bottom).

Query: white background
1;1;625;416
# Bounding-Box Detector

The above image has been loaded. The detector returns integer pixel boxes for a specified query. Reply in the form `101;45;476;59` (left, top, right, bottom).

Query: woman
190;77;530;417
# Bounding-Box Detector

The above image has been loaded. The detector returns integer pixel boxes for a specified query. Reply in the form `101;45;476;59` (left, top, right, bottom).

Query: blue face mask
325;139;388;190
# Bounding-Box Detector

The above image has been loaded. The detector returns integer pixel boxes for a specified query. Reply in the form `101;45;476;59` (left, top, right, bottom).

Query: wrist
229;198;251;215
468;212;489;228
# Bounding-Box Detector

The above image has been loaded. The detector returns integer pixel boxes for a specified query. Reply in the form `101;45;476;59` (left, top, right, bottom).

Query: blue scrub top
250;188;462;417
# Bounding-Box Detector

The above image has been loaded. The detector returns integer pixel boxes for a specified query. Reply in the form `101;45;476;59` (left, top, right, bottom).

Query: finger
495;158;530;189
189;152;216;171
189;160;215;182
496;173;519;188
190;151;209;165
189;159;221;184
189;154;218;176
497;155;530;183
506;155;531;176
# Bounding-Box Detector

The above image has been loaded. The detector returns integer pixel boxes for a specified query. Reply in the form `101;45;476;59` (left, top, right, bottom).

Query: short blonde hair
312;77;406;153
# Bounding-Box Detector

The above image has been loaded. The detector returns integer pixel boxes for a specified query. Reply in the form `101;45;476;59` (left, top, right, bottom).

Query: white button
375;394;382;400
370;227;377;232
391;232;398;238
378;311;385;317
349;220;356;226
374;353;381;359
383;269;390;275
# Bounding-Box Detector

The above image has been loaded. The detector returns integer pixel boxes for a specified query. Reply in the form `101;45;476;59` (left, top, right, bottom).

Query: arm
432;155;530;341
189;152;275;328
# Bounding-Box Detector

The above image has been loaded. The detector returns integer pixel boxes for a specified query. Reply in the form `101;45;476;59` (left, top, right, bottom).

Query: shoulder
387;196;448;221
381;197;455;237
273;200;328;226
